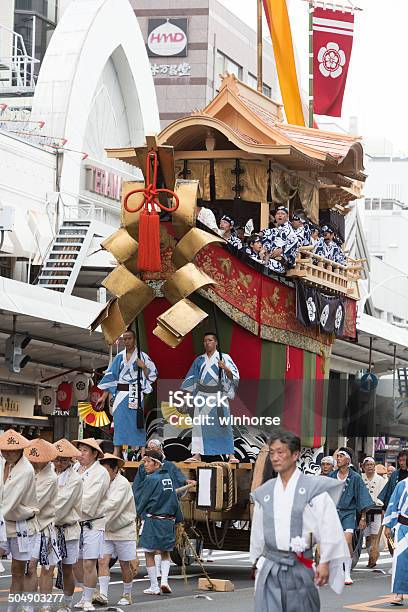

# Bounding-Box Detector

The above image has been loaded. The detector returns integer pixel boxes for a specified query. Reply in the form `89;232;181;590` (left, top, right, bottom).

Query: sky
218;0;408;156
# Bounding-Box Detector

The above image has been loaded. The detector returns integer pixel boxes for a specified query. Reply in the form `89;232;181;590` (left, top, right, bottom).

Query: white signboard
147;18;188;58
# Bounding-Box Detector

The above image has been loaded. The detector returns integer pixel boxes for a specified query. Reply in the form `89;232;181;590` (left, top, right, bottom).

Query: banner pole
308;0;314;128
257;0;263;93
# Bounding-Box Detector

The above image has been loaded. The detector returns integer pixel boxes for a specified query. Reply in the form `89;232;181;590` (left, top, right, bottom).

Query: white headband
363;456;375;464
321;456;335;465
337;450;352;461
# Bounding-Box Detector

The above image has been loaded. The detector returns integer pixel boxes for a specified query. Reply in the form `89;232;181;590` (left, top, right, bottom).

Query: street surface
0;549;398;611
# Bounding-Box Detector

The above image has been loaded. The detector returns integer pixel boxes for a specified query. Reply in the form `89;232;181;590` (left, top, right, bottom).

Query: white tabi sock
161;559;171;585
154;554;162;577
147;566;159;590
99;575;110;597
123;581;132;594
344;557;352;578
63;594;73;607
83;586;94;603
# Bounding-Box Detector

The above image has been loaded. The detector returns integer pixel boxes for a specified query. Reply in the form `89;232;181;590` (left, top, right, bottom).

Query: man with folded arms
24;439;59;609
0;429;39;612
94;453;137;607
72;438;110;611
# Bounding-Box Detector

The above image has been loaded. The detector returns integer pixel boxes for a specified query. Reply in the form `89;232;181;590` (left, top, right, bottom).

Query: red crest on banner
313;7;355;117
56;381;73;411
90;384;104;407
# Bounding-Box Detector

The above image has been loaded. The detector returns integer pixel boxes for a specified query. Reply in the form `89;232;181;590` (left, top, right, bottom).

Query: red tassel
137;209;161;272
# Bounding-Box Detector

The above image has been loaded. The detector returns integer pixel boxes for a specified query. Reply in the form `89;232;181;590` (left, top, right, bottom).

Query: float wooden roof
158;74;366;184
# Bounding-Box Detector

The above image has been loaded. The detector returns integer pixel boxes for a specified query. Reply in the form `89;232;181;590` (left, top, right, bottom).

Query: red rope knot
123;150;179;272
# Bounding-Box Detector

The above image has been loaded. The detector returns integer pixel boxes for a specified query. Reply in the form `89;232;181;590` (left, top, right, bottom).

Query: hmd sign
147;18;188;57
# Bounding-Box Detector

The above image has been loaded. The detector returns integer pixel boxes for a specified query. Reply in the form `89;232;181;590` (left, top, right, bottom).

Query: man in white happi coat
42;439;83;612
24;439;59;606
72;439;110;612
361;456;385;568
250;429;349;612
0;429;39;612
93;454;137;607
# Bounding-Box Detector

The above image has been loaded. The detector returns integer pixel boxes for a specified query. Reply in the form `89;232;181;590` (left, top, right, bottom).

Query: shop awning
0;277;108;379
332;313;408;374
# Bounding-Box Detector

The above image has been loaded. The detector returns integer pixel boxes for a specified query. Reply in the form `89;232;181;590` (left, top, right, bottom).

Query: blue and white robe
383;479;408;594
314;238;346;265
294;223;311;247
227;233;243;250
263;221;299;273
181;352;239;455
329;469;373;530
98;349;157;447
244;246;263;263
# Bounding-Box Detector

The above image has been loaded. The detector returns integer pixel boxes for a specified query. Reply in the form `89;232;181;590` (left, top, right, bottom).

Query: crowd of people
250;434;408;611
197;202;347;275
0;431;191;611
315;448;408;604
2;425;408;611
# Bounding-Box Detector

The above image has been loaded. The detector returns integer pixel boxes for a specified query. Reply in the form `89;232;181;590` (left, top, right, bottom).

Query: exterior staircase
36;221;95;293
0;25;38;97
398;368;408;398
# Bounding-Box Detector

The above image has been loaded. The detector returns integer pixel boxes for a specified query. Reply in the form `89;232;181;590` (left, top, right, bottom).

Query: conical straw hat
53;438;81;459
0;429;30;450
100;452;125;468
72;437;103;459
24;438;58;463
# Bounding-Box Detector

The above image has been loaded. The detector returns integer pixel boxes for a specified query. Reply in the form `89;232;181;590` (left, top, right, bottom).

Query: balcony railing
286;246;363;299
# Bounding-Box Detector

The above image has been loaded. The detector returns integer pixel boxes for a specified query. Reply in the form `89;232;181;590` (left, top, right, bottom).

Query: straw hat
72;437;103;459
100;452;125;468
53;438;81;459
24;438;57;463
375;464;387;475
0;428;31;451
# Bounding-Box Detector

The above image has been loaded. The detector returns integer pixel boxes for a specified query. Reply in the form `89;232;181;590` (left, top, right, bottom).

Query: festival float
90;75;365;561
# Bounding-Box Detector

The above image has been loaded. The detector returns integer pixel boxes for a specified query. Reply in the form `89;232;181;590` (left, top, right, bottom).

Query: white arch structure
31;0;160;207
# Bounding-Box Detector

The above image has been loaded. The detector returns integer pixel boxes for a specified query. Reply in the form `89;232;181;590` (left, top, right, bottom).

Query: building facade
133;0;278;126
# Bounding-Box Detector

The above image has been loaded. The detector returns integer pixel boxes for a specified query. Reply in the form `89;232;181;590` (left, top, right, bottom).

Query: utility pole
257;0;263;93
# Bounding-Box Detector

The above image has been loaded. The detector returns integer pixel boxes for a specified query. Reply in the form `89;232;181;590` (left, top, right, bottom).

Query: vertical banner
313;7;355;117
262;0;305;126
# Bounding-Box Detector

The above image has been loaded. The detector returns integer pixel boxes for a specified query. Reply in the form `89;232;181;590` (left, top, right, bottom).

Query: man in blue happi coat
262;206;299;274
181;332;239;463
133;439;195;584
133;439;194;495
134;450;183;595
383;475;408;605
329;448;373;585
314;225;346;265
96;329;158;457
379;450;408;510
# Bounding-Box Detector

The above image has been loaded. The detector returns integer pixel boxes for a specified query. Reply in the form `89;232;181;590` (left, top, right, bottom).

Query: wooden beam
260;202;269;230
